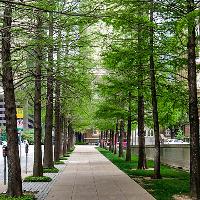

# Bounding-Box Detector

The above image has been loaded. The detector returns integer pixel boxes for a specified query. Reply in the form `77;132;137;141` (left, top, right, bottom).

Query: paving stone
45;145;155;200
22;161;68;200
0;146;155;200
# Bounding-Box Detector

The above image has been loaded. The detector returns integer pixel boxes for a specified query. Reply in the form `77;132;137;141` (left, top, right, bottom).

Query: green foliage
43;167;59;173
75;141;87;145
59;157;68;160
54;161;65;165
68;147;75;153
23;176;52;182
176;129;184;140
0;127;7;141
97;147;190;200
0;195;35;200
21;129;34;144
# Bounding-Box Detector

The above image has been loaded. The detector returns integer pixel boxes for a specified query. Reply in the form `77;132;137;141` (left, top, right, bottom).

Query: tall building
0;92;33;130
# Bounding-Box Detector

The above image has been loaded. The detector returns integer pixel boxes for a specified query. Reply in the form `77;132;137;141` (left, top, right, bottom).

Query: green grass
43;167;59;173
68;147;75;153
0;195;35;200
64;154;70;157
59;156;68;160
23;176;52;182
54;160;65;165
75;142;87;145
97;147;190;200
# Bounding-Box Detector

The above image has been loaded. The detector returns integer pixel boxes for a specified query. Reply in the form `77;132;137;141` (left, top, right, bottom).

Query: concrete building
83;129;100;144
0;92;33;130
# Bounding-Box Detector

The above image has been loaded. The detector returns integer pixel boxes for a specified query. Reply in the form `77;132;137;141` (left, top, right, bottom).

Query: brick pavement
0;161;68;200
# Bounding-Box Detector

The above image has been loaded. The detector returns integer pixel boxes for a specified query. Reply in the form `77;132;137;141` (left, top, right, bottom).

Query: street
0;144;34;180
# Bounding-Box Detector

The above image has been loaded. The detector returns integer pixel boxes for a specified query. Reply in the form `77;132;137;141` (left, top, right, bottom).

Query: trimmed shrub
0;195;35;200
54;160;65;165
23;176;52;182
43;167;59;173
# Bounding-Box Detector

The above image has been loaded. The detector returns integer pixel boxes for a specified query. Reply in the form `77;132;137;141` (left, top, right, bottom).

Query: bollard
25;143;29;174
2;146;7;185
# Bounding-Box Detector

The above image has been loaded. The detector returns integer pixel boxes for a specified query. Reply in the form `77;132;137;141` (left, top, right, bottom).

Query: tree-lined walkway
45;145;155;200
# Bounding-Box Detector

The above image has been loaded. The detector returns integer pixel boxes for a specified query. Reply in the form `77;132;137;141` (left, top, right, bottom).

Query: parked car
164;139;189;144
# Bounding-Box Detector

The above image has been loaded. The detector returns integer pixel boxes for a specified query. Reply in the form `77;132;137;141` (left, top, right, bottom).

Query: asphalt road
0;144;34;180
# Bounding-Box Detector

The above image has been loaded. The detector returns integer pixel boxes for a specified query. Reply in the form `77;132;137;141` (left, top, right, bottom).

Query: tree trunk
60;116;64;156
187;1;200;198
109;130;112;151
67;121;73;151
126;92;132;162
111;130;114;152
137;94;147;169
67;123;71;152
105;130;108;149
54;79;61;162
103;131;105;148
33;11;43;177
137;9;147;169
70;128;75;148
63;118;68;156
100;131;103;147
119;120;124;158
149;0;161;179
2;1;22;196
114;120;119;154
170;127;175;139
43;12;54;168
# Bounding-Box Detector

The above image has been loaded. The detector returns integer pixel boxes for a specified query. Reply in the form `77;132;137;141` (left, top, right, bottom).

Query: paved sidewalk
0;162;68;200
23;164;67;200
45;145;155;200
0;170;33;194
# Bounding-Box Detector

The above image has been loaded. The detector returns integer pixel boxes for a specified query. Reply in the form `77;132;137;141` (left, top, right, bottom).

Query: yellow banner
16;108;23;119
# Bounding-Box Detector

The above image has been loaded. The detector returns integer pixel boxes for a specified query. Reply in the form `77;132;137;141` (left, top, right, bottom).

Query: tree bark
126;92;132;162
149;0;161;179
114;120;119;154
67;122;71;152
187;1;200;198
105;130;108;149
109;130;112;151
100;131;103;147
2;1;22;196
43;12;54;168
54;79;61;162
137;8;147;169
137;93;147;169
63;118;68;156
33;10;43;177
67;121;73;151
119;120;124;157
111;130;114;152
60;116;64;156
102;131;105;148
